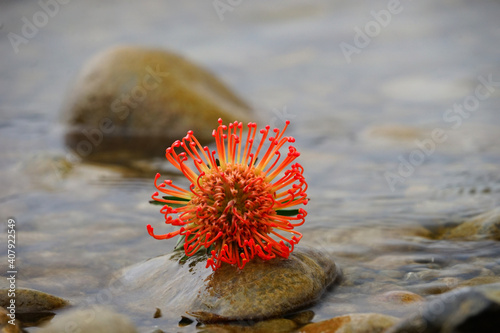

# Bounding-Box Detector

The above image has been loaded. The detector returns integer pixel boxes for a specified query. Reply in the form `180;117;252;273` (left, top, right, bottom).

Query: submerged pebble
200;318;298;333
38;306;137;333
387;283;500;333
298;313;399;333
374;290;424;306
441;207;500;240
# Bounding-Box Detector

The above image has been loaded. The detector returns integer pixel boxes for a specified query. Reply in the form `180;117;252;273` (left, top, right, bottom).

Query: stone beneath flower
112;246;340;323
189;247;339;323
148;119;308;270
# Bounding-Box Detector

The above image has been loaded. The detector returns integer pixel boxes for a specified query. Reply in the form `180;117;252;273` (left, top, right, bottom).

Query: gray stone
38;306;137;333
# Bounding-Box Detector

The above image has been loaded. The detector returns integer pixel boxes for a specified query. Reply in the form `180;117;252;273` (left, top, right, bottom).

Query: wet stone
200;318;298;333
285;310;315;326
366;254;449;270
374;290;425;305
0;289;68;313
404;263;493;283
114;247;340;323
441;207;500;240
366;291;425;317
406;281;456;296
0;307;22;333
62;45;254;162
457;276;500;288
387;283;500;333
38;306;137;333
299;313;399;333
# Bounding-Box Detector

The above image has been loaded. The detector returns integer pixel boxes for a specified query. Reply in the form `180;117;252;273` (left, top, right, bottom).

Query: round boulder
62;45;254;162
113;247;340;323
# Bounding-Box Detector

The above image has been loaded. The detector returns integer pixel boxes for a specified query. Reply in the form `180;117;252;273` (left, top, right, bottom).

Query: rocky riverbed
1;0;500;332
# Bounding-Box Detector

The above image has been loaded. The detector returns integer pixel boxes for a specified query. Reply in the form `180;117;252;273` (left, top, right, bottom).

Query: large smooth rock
387;283;500;333
114;247;340;323
299;313;399;333
38;306;137;333
62;45;253;162
190;247;339;322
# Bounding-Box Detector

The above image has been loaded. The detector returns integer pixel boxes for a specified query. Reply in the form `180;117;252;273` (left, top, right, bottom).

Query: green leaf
276;209;300;216
162;196;190;202
148;200;186;208
149;200;165;206
149;195;190;208
174;235;186;252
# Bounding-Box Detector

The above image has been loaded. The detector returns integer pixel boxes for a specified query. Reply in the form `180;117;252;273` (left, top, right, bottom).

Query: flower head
147;119;308;270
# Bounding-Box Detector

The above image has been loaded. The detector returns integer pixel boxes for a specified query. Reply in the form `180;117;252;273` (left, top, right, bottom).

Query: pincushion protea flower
147;118;308;270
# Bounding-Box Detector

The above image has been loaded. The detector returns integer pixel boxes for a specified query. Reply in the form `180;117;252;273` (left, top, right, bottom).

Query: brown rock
299;313;399;333
0;289;68;313
458;276;500;288
201;318;297;333
62;45;254;162
114;247;340;323
375;290;424;305
442;207;500;240
189;247;339;322
0;307;21;333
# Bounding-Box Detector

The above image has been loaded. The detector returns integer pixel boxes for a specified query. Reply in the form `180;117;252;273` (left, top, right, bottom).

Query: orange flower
147;119;308;270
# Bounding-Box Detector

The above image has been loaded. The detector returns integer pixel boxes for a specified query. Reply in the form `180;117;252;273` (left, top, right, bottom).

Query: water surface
1;0;500;331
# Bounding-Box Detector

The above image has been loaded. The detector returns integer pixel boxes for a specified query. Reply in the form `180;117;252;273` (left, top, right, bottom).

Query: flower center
191;164;274;235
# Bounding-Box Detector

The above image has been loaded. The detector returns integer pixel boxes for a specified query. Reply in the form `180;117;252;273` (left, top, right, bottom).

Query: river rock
62;45;253;162
114;247;339;323
200;318;298;333
441;207;500;240
38;306;136;333
374;290;424;305
0;288;67;313
0;307;22;333
387;283;500;333
298;313;399;333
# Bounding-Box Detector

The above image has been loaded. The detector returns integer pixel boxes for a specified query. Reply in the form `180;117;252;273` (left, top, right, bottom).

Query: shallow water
1;0;500;332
